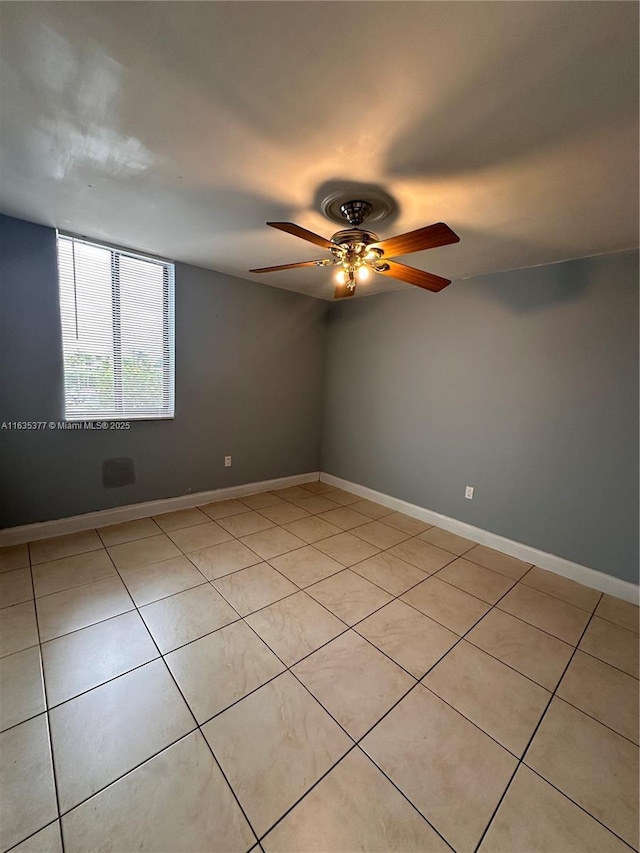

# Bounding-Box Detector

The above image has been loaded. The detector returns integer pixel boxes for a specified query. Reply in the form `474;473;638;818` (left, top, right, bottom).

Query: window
57;234;175;420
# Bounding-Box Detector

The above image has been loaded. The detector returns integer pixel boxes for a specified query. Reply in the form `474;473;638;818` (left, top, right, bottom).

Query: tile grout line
571;646;640;681
13;534;619;748
2;538;419;611
270;736;459;853
318;512;629;619
142;499;463;846
515;764;639;852
51;731;197;825
93;529;263;853
358;566;567;834
9;653;165;726
101;506;428;851
11;501;640;642
471;593;606;853
8;497;637;850
344;566;565;852
11;523;621;718
287;548;623;668
3;560;636;844
4;819;62;853
254;550;530;691
462;630;640;693
8;520;630;716
236;556;547;847
234;611;457;852
9;509;618;654
19;554;632;798
8;556;615;678
412;564;627;683
23;550;66;853
539;691;640;745
5;567;604;666
262;527;573;634
204;539;470;686
8;494;639;613
8;601;135;655
185;564;427;731
353;565;537;737
207;559;546;845
17;547;426;728
28;544;103;568
19;534;616;669
25;550;209;605
7;509;639;665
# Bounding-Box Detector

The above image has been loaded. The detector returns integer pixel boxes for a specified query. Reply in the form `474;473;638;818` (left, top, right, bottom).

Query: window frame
56;232;176;422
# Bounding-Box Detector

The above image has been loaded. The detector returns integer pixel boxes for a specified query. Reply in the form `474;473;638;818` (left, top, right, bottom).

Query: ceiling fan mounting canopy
319;184;397;225
249;194;460;299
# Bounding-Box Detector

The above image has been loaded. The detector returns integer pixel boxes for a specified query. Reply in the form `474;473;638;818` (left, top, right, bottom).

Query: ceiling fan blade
374;260;451;292
267;222;336;251
334;283;356;299
369;222;459;258
250;260;329;273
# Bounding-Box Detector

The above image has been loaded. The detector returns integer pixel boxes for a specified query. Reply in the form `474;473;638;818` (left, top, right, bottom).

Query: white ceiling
0;2;638;300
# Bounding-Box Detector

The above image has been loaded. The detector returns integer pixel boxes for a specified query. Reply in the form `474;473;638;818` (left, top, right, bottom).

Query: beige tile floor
0;483;638;853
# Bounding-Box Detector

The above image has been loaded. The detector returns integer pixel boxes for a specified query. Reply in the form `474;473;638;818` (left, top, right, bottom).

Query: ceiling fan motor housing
329;228;379;249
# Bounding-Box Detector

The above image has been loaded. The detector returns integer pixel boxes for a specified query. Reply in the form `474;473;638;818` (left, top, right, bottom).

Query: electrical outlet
224;456;232;468
465;486;474;500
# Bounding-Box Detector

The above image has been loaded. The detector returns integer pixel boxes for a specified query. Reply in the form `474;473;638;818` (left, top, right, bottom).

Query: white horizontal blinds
58;238;116;417
57;235;175;420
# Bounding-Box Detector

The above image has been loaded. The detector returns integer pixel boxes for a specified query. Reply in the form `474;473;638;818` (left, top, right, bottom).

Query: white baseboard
0;472;320;547
321;473;640;605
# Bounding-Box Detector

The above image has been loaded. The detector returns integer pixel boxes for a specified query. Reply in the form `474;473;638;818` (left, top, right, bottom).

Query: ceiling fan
250;200;460;298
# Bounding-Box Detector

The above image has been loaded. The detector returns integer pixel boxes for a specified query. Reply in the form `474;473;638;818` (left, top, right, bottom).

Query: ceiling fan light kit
250;197;460;299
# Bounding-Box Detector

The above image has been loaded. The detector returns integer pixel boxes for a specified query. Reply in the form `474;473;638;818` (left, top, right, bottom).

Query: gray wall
0;214;327;526
323;251;639;584
2;212;638;585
